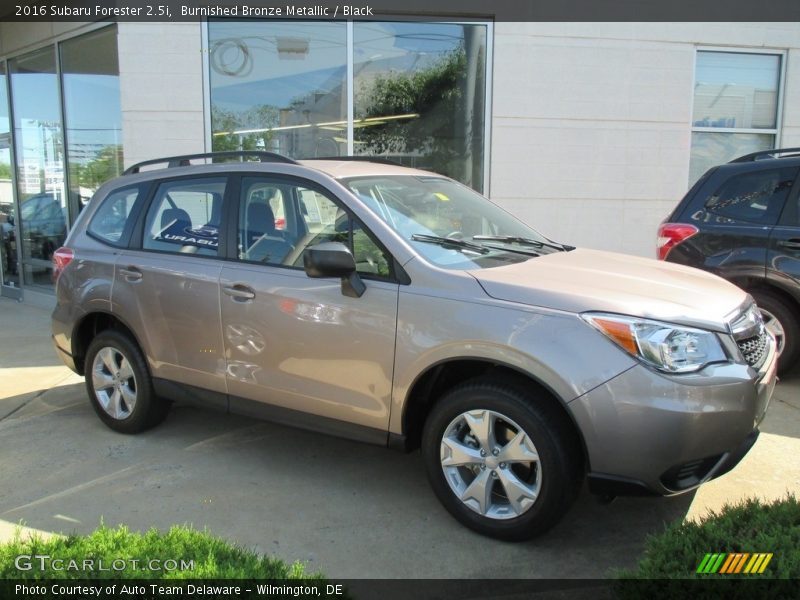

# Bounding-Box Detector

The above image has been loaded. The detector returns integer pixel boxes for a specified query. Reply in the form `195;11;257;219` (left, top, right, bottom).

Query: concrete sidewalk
0;297;798;578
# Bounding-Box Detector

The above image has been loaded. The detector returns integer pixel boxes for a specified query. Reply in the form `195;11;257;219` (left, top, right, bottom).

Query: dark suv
658;148;800;375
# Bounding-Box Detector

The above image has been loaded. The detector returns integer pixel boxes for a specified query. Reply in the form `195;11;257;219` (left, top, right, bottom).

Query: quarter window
143;178;226;256
88;186;142;246
705;167;798;225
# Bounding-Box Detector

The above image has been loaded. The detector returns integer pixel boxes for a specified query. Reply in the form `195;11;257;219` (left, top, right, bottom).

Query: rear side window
88;186;143;247
143;178;226;256
704;167;798;225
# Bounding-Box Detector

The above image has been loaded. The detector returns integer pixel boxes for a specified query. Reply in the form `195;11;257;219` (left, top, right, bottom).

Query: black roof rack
123;151;298;175
729;147;800;163
303;156;403;166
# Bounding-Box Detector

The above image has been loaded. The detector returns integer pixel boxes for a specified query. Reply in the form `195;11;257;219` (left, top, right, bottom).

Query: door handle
223;284;256;301
777;239;800;251
119;266;143;282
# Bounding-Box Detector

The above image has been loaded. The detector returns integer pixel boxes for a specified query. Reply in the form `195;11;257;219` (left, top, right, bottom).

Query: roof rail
123;151;298;175
729;147;800;163
303;156;403;166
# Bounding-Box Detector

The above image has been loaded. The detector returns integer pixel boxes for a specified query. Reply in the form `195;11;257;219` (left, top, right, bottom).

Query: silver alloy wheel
760;308;785;356
92;346;137;420
440;409;542;520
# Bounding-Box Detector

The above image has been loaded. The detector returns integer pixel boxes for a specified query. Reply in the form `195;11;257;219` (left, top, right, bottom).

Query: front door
219;175;399;434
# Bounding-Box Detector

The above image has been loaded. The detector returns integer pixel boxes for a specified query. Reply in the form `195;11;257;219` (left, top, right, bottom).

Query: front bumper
569;335;777;496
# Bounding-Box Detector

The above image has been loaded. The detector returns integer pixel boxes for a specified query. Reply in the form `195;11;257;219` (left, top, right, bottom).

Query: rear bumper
52;335;79;373
570;335;777;497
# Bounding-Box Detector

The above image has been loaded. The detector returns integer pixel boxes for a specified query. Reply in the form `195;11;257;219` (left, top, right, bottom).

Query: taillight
657;223;698;260
52;247;74;282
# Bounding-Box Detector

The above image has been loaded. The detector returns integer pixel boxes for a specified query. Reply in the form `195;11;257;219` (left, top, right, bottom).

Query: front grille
737;330;768;367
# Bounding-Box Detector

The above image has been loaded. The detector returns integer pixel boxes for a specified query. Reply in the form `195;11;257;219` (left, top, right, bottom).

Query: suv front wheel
421;379;581;541
84;330;170;433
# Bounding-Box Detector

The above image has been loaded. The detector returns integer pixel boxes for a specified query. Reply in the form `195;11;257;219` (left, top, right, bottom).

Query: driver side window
238;177;391;278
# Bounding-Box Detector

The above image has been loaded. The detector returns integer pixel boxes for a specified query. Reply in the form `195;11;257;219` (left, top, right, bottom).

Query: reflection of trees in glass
70;145;123;190
0;163;11;179
212;104;279;152
356;39;485;190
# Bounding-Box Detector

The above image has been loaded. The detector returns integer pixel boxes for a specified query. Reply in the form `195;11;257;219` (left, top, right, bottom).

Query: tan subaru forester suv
52;152;776;540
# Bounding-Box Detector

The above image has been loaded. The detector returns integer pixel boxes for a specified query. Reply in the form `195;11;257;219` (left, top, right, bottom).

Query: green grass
614;495;800;599
0;524;321;580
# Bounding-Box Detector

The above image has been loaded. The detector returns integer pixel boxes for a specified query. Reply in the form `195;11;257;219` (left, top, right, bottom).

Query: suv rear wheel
84;330;170;433
751;289;799;376
421;379;581;541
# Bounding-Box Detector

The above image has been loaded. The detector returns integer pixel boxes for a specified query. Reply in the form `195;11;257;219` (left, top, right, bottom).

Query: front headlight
582;313;728;373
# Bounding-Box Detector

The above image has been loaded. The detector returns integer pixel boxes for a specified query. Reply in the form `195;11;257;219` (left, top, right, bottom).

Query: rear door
677;166;799;283
219;174;399;436
113;176;229;396
767;169;800;292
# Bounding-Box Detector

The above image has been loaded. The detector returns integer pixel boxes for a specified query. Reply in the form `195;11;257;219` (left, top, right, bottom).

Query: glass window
209;21;347;158
690;51;782;185
143;178;226;256
704;167;797;226
60;26;123;214
9;47;67;288
353;23;487;191
238;177;391;278
693;52;781;129
0;60;19;289
689;132;776;185
343;175;560;271
88;186;142;246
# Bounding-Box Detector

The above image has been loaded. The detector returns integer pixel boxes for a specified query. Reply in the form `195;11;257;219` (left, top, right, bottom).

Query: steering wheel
446;231;464;240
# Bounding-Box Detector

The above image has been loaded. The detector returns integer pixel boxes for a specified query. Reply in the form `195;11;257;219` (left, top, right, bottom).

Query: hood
469;248;748;332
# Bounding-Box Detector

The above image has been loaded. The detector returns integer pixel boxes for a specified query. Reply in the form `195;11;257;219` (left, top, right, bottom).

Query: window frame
690;47;787;181
225;172;402;283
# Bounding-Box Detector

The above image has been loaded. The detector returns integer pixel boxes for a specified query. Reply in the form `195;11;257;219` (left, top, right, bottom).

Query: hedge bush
615;495;800;599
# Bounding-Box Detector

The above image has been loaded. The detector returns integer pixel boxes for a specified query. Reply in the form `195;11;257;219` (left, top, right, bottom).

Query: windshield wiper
411;234;490;254
473;235;575;252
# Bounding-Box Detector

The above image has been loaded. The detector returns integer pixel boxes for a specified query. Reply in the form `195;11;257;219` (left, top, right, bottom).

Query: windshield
342;175;561;270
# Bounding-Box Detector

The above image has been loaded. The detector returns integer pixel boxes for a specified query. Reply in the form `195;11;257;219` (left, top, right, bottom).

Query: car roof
297;159;441;180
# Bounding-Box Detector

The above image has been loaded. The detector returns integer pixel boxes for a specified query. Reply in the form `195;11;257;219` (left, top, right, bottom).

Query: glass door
0;60;21;297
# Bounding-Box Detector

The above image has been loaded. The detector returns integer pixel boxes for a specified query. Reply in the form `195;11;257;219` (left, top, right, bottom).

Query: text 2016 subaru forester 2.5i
52;152;776;541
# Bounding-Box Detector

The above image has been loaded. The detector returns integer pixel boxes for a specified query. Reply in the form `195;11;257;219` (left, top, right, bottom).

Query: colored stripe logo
696;553;773;574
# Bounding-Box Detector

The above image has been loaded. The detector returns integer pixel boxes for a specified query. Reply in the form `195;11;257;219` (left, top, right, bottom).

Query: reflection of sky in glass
0;64;9;136
63;74;122;158
209;21;346;112
354;22;468;71
695;52;779;91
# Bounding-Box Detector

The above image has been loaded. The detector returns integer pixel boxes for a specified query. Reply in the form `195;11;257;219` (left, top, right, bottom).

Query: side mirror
303;242;366;298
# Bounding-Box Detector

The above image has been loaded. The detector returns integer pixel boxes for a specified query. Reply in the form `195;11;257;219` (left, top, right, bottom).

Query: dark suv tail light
52;247;74;282
657;223;698;260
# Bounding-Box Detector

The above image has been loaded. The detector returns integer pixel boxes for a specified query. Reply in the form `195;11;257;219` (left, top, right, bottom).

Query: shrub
614;495;800;599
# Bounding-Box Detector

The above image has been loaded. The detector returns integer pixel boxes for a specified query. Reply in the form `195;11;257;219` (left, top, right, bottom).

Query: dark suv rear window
704;167;798;225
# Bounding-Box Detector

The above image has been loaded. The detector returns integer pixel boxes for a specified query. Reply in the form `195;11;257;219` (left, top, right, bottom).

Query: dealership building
0;17;798;305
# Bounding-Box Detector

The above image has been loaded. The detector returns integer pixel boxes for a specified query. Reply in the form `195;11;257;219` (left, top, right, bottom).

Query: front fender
390;290;637;435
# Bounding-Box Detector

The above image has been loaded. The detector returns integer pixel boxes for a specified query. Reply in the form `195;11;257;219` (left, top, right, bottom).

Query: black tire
84;330;170;433
751;289;800;376
421;378;582;541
